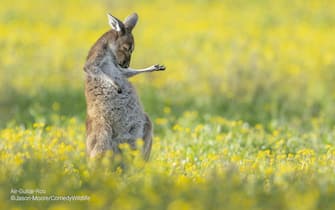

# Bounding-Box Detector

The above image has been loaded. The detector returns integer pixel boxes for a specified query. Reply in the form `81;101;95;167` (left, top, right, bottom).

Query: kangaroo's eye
122;45;131;52
121;44;134;52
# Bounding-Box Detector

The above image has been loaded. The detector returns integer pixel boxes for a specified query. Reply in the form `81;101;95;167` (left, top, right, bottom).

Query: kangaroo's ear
124;13;138;32
107;13;124;32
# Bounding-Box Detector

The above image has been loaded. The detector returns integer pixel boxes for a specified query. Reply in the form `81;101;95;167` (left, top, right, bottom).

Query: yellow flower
163;106;171;114
155;118;168;126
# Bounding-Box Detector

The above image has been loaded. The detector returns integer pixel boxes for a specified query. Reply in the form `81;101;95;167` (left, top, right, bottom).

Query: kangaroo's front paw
154;64;166;71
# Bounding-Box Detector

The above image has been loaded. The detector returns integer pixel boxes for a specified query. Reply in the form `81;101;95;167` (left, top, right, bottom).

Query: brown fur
84;13;165;161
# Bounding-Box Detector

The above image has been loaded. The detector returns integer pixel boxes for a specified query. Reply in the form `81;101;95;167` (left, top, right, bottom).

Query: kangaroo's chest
104;64;141;108
85;63;144;125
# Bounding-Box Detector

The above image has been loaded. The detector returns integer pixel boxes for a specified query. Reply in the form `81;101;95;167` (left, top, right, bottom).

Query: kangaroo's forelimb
121;64;166;78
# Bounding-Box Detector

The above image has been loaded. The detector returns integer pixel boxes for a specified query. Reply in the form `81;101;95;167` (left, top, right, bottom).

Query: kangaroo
84;13;165;161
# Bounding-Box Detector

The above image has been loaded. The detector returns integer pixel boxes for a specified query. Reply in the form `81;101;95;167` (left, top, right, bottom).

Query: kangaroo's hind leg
86;118;120;159
142;114;153;161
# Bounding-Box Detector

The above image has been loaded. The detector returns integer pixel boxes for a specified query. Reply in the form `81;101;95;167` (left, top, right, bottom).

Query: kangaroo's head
107;13;138;68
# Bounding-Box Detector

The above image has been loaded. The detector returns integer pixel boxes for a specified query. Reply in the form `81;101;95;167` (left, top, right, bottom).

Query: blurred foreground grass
2;113;335;210
1;0;335;209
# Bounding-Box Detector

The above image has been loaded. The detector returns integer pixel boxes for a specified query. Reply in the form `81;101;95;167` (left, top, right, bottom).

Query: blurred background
1;0;335;128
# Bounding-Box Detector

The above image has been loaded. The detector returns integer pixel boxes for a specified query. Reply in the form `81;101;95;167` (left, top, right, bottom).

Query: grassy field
1;0;335;209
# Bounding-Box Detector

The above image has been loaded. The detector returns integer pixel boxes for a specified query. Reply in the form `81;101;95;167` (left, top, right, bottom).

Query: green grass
1;0;335;209
1;114;335;210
